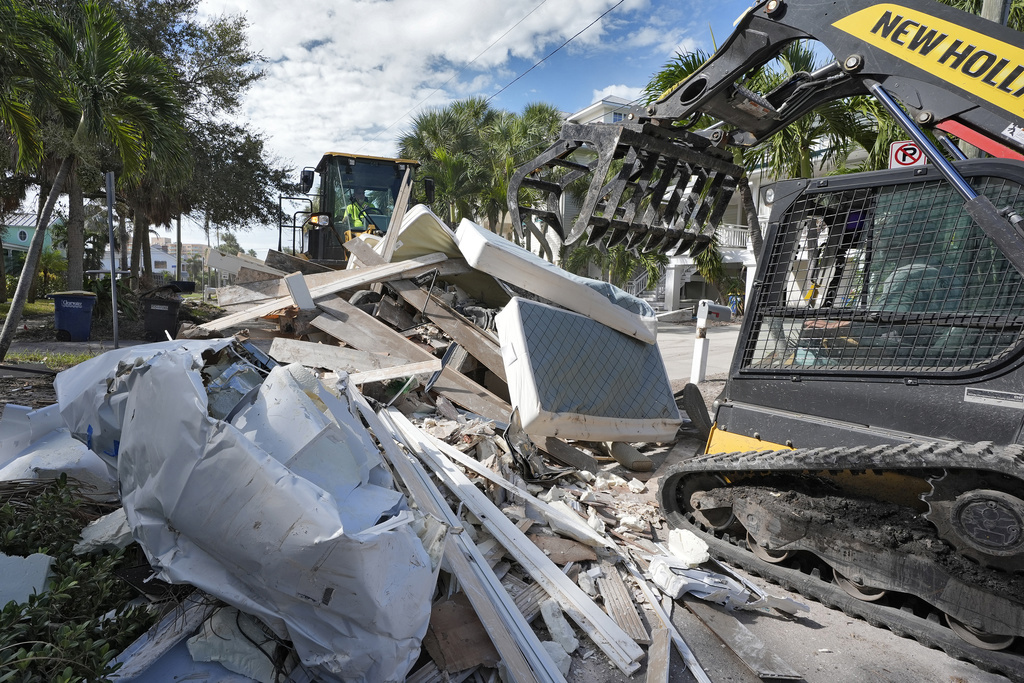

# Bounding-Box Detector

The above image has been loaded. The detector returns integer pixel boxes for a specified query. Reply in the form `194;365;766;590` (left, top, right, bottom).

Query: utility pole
981;0;1011;24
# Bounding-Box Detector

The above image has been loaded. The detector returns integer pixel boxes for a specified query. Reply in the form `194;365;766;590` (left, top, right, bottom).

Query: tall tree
0;1;186;361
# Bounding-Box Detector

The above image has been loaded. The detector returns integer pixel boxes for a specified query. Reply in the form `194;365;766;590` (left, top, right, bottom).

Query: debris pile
0;205;807;681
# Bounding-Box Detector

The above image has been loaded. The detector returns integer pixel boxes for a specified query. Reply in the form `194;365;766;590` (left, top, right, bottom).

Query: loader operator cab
296;153;418;266
745;163;1024;374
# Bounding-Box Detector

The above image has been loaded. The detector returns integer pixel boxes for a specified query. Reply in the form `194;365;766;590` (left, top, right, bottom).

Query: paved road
657;322;740;385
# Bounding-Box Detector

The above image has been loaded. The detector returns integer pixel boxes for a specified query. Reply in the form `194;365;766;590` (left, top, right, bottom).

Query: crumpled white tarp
54;339;232;471
57;341;443;682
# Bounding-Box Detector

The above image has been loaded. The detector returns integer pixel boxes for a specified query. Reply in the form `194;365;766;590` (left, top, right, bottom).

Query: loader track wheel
658;464;733;531
677;383;712;441
924;471;1024;572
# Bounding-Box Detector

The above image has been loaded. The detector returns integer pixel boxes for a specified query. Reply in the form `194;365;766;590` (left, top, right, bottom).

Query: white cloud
591;84;644;103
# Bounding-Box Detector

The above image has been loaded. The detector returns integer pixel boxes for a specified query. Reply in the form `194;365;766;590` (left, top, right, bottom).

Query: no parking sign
889;140;927;168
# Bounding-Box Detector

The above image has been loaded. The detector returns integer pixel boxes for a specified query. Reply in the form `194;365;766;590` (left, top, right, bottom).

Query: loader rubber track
657;440;1024;682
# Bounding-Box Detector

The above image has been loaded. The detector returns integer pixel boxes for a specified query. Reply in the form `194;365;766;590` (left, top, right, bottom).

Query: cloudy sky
181;0;755;256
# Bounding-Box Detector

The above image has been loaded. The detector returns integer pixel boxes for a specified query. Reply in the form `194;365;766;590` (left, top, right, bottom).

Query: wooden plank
645;628;672;683
314;297;432;362
373;167;415;265
200;253;448;331
683;599;801;680
528;534;598;565
513;581;548;623
218;256;470;306
313;297;511;421
353;398;562;683
389;411;644;676
265;248;333;274
208;248;286;277
235;267;282;285
596;561;650;645
349;359;441;385
422;592;501;672
345;238;507;381
269;338;410;372
284;272;316;310
432;367;511;423
541;437;599;473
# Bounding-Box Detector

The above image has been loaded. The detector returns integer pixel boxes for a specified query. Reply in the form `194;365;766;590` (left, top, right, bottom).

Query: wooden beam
265;248;333;274
373;167;415;265
350;396;562;683
645;628;671;683
218;257;470;306
312;297;511;421
349;359;442;385
541;437;599;473
683;599;800;680
208;249;286;277
345;237;506;382
199;253;448;331
284;272;316;310
389;411;644;676
268;338;411;373
597;561;650;644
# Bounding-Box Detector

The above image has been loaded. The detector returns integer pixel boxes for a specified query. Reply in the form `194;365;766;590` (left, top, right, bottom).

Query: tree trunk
130;210;142;284
0;237;6;304
738;180;763;263
118;213;128;271
135;215;153;289
66;172;85;290
0;157;73;361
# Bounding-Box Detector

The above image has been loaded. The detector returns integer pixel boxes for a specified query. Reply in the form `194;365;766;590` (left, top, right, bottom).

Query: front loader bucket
508;122;744;256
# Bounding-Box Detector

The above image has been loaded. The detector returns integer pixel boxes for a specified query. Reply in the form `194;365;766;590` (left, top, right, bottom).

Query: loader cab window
318;156;403;234
743;174;1024;374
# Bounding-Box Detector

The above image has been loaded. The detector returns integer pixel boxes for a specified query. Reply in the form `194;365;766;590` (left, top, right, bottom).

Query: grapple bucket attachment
508;122;744;256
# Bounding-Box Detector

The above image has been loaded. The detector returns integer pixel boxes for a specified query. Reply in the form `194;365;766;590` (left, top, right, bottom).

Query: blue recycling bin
49;291;98;341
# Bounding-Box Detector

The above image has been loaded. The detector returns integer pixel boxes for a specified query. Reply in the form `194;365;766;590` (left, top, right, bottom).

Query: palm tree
0;1;186;361
398;98;495;225
741;44;875;180
564;243;669;289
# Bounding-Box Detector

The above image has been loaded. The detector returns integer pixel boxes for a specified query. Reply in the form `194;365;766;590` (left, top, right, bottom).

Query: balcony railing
716;223;751;249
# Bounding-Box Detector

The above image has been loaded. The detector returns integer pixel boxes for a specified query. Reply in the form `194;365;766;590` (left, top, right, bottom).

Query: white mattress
455;219;658;344
497;297;680;443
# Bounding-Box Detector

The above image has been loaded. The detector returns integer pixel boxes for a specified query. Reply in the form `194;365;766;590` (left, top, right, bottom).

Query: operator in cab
344;189;371;231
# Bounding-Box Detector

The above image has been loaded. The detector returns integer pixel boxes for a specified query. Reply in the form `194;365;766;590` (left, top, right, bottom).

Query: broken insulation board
456;218;657;343
496;297;680;442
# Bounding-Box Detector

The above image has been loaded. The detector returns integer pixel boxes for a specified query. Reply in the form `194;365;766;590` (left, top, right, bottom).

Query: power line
358;0;551;152
486;0;627;104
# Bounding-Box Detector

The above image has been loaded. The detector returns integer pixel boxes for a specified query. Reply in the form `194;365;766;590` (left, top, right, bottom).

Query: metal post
104;172;119;349
866;81;978;202
691;299;731;384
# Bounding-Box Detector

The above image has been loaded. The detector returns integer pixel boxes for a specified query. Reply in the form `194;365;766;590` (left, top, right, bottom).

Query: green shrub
0;477;157;682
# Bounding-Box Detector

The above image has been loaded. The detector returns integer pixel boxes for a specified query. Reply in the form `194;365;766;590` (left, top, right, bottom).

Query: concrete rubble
0;205;810;682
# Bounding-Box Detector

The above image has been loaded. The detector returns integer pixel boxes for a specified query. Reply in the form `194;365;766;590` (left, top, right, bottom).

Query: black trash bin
141;297;182;341
170;280;196;293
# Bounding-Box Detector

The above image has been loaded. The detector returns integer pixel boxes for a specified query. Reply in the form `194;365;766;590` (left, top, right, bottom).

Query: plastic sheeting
497;297;680;442
456;218;658;343
53;341;444;682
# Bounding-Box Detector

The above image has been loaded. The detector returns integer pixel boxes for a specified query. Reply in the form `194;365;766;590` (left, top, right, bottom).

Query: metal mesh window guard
743;174;1024;373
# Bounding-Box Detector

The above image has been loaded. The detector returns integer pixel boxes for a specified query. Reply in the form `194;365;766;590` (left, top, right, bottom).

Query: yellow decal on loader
833;4;1024;119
